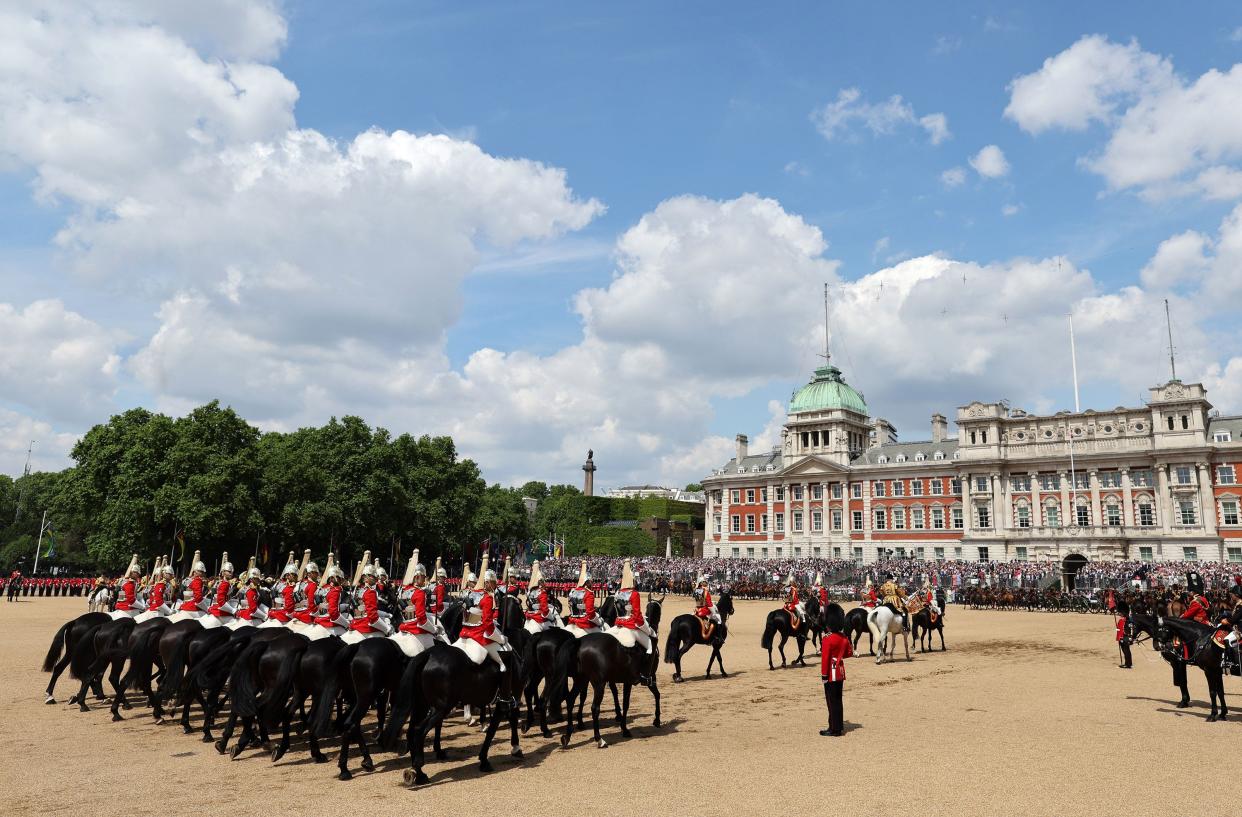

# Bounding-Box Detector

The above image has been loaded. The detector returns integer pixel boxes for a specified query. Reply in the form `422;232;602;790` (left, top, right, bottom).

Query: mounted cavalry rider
1210;580;1242;650
291;559;321;629
430;561;447;618
171;552;208;621
1182;571;1211;625
202;553;237;629
812;572;828;608
523;560;552;634
693;574;718;638
610;559;655;653
344;563;393;643
309;558;349;639
136;562;175;622
264;557;299;627
231;567;267;628
394;554;437;656
566;561;601;637
456;557;509;671
880;573;909;632
109;554;144;619
862;576;879;608
782;575;804;626
921;578;941;619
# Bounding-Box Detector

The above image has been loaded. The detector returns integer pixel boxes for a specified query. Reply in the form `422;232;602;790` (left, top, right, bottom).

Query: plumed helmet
783;574;794;587
124;553;141;577
161;564;175;576
436;566;447;578
577;560;589;586
247;567;262;582
528;561;543;588
814;572;823;586
696;574;708;586
467;572;477;583
192;560;207;574
325;564;344;581
376;565;388;579
282;562;298;578
220;561;235;575
413;562;427;577
361;563;378;578
305;561;320;574
620;559;635;590
483;569;498;583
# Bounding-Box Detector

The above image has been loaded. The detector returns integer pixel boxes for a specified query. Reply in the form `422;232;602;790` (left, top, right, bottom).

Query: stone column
993;472;1008;530
1030;471;1041;527
1157;465;1172;534
766;482;776;546
1089;469;1101;529
802;481;810;542
720;484;731;548
1121;468;1133;529
1059;471;1071;528
1199;463;1217;535
862;478;873;545
960;471;971;535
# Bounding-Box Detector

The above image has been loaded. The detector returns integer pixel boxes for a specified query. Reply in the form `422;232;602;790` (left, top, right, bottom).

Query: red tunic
524;588;549;623
1182;595;1210;626
431;583;445;615
179;576;205;612
399;586;436;635
236;588;261;620
207;580;233;617
460;591;496;646
783;586;799;613
115;579;139;611
818;587;829;607
821;632;853;681
314;585;342;628
268;584;296;622
349;586;381;633
146;581;166;612
293;580;319;624
613;590;645;629
695;589;713;619
864;588;878;608
1115;616;1126;642
567;586;596;628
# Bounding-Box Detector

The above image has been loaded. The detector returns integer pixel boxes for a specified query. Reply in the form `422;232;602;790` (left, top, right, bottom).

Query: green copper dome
789;364;868;415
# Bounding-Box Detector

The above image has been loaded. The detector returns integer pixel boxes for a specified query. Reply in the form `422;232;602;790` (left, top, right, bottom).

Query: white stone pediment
777;455;850;478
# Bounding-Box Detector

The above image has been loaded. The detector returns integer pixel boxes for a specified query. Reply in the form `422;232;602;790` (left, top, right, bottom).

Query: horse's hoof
67;695;78;705
111;712;123;723
719;671;728;678
313;753;329;764
272;746;286;763
673;674;683;683
621;729;632;739
182;724;194;735
541;728;552;738
560;735;570;749
511;746;523;758
361;759;374;773
479;759;493;773
214;740;227;754
338;769;352;781
1207;714;1217;722
1177;700;1190;709
44;695;56;705
230;744;243;761
202;733;214;743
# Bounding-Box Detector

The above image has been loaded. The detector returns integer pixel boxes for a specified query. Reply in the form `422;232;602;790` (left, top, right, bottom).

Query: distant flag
176;529;186;561
42;522;56;558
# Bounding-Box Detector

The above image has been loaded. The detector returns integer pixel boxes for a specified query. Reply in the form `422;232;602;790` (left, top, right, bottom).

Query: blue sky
2;1;1242;486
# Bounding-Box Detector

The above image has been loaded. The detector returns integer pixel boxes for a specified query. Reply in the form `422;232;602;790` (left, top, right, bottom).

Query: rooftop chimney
931;413;948;443
735;434;749;463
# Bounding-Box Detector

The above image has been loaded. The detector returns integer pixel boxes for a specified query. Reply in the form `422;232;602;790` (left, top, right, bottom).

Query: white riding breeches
565;623;599;639
608;625;655;653
524;618;552;634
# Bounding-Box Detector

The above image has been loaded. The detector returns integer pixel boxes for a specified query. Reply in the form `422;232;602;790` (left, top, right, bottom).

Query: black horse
1157;617;1230;721
664;589;734;681
520;624;574;735
844;606;875;656
1125;612;1190;708
761;594;820;670
41;610;110;703
910;606;946;652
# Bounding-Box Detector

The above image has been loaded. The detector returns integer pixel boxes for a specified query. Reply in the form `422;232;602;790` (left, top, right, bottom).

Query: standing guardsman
820;603;853;737
566;561;599;637
523;560;552;634
1115;599;1132;669
109;554;144;620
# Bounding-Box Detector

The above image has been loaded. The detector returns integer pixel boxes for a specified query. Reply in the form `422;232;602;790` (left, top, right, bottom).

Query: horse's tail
128;624;165;693
42;620;72;672
663;624;682;664
760;615;777;650
68;624;103;680
380;648;432;751
258;641;305;728
229;640;269;718
158;629;192;702
309;641;358;738
544;638;579;718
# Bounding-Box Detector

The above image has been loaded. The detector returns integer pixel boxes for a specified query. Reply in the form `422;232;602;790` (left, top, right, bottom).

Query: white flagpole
1067;312;1080;527
33;510;47;573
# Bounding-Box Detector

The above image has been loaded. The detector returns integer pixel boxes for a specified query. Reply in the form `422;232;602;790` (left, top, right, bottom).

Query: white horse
87;586;113;614
866;605;910;664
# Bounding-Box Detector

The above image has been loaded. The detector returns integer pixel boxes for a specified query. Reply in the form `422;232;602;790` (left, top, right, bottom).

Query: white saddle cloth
565;623;599;639
258;617;287;629
134;607;170;623
341;629;386;645
390;631;435;657
225;618;255;631
303;624;343;642
108;608;142;621
167;610;203;623
198;614;231;630
453;638;488;665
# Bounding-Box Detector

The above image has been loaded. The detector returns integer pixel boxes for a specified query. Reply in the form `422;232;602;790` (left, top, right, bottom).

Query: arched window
934;451;945;460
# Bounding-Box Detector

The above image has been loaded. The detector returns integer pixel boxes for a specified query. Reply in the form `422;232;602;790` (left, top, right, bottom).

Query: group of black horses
40;588;749;783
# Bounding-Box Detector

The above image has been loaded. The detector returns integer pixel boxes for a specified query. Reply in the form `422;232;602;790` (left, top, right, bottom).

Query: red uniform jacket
146;581;166;612
293;580;318;624
179;576;205;612
349;586;381;633
821;632;853;681
314;585;342;628
431;583;445;615
399;586;435;635
864;588;878;608
268;584;296;622
525;588;549;622
567;587;596;628
695;589;713;619
784;586;799;612
115;578;139;611
613;590;644;629
818;587;829;607
236;588;261;620
207;580;233;617
1183;595;1211;625
1115;616;1126;642
460;591;496;645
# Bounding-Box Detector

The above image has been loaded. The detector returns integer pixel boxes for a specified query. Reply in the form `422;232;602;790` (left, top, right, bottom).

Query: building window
1016;504;1031;528
1215;431;1233;442
775;547;782;557
832;483;843;499
746;514;756;533
852;547;864;562
1015;546;1028;561
775;486;785;501
970;431;977;444
830;547;839;559
1045;501;1060;528
1099;471;1122;488
1182;415;1189;430
1039;473;1060;491
731;515;741;533
715;547;720;558
1178;500;1197;526
831;509;842;530
912;508;925;530
1105;503;1122;526
761;547;768;558
893;481;905;497
793;485;804;501
761;513;768;533
952;507;963;529
975;477;989;493
934;547;945;559
932;507;945;529
1130;470;1152;487
775;512;785;532
1218;466;1237;485
1183;546;1198;560
793;547;801;557
978;546;989;560
813;510;823;532
812;484;823;500
760;487;768;503
1011;476;1030;492
793;510;804;532
730;547;739;557
852;483;862;498
931;479;943;496
1075;503;1091;527
852;510;864;530
1072;473;1090;490
1138;546;1153;562
912;480;924;496
951;478;962;495
873;481;886;497
893;507;906;530
713;515;721;534
1175;465;1193;485
746;489;756;503
1137;501;1155;527
1221;500;1240;526
730;489;740;504
977;505;991;529
954;547;963;558
1228;547;1242;563
874;509;886;530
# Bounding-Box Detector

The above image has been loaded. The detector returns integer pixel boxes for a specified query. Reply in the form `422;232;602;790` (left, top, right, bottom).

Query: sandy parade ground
1;596;1238;817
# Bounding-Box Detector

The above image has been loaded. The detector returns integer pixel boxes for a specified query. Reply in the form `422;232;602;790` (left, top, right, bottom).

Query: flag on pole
176;529;186;561
42;522;56;558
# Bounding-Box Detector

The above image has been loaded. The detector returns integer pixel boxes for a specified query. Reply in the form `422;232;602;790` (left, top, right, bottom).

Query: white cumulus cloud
969;145;1010;178
811;88;950;145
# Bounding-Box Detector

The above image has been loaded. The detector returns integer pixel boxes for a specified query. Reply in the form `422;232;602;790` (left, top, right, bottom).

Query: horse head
717;589;735;617
645;594;664;632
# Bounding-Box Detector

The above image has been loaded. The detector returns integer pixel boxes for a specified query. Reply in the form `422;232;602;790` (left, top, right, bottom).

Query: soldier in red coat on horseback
1182;571;1210;625
566;561;600;637
610;560;654;653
